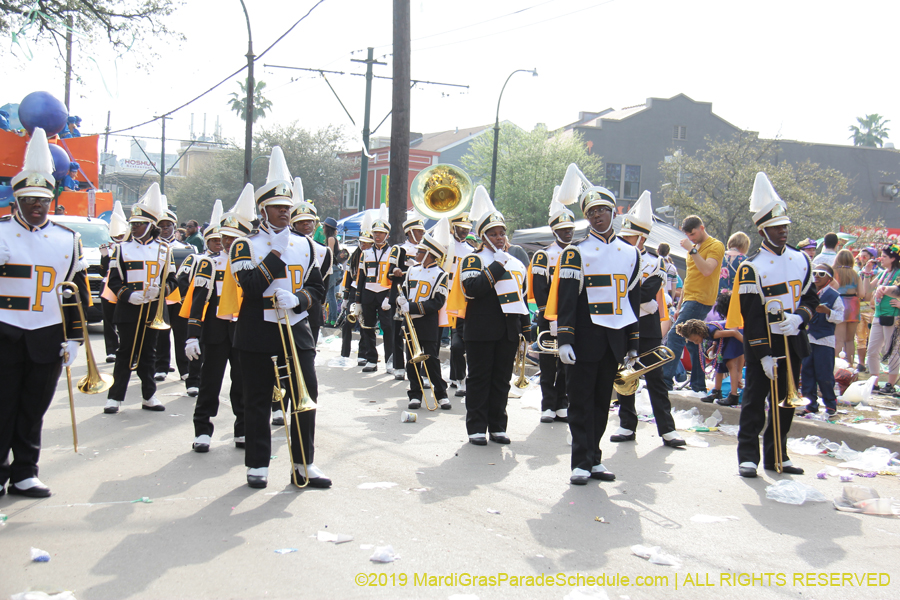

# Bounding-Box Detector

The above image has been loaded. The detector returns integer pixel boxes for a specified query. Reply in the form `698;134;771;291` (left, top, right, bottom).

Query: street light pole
239;0;255;186
489;68;537;199
250;154;270;185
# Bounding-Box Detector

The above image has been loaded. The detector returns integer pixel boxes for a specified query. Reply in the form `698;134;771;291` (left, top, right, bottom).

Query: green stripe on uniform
589;302;614;315
0;265;32;278
123;261;144;271
585;274;611;287
762;283;788;297
497;292;520;304
0;296;30;310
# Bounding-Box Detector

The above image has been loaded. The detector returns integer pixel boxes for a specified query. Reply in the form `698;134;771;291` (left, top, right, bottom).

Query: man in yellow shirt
662;215;725;391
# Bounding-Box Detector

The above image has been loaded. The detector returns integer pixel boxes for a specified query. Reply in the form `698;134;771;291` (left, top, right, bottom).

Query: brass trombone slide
271;306;318;488
513;335;529;389
129;243;172;371
401;311;438;411
56;282;114;453
613;346;676;396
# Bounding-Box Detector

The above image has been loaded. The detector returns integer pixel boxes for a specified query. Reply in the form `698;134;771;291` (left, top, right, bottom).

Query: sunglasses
812;270;831;278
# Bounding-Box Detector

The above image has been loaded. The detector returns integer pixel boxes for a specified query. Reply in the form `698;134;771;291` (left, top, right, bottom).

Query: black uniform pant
392;312;406;371
738;342;797;468
240;348;317;470
193;339;245;439
108;322;159;402
449;319;466;381
361;290;393;364
539;351;568;412
465;338;517;435
567;350;619;472
0;337;62;487
101;297;118;356
617;335;677;436
405;331;448;401
340;316;354;358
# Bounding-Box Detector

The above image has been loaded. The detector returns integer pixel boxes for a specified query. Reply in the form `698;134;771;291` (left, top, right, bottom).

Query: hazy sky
5;0;897;159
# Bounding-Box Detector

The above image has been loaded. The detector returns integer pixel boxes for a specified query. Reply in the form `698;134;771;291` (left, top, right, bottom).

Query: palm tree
849;114;891;147
228;79;273;124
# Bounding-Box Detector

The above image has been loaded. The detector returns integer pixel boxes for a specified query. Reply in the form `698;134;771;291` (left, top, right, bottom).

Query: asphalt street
2;328;899;600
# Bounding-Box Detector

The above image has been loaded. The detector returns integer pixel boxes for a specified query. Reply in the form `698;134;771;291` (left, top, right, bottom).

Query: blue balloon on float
0;184;13;207
49;144;71;180
18;91;69;136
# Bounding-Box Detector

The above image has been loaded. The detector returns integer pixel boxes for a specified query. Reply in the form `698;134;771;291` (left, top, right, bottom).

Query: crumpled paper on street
369;545;399;563
317;530;354;543
765;480;828;505
631;544;681;568
833;485;900;516
10;593;76;600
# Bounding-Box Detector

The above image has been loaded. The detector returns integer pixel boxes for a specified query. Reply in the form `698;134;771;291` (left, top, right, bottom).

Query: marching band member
552;164;641;485
609;191;684;447
228;148;329;489
345;221;374;365
460;187;530;446
183;199;248;453
448;214;475;397
0;128;90;498
388;211;426;380
99;201;128;362
290;179;332;345
530;193;575;424
104;183;177;414
154;200;200;396
355;203;394;373
397;218;453;409
728;173;817;478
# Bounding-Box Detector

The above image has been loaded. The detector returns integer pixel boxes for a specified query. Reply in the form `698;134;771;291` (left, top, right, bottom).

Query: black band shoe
247;475;268;489
610;433;636;443
590;470;616;481
489;433;511;444
764;465;804;475
739;466;757;478
8;482;51;498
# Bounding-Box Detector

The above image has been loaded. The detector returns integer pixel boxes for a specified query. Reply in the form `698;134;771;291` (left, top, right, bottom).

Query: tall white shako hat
557;163;616;215
11;127;55;201
548;187;575;231
749;172;790;230
254;146;293;209
130;182;165;224
159;194;177;225
619;190;654;238
290;177;317;224
403;209;425;233
371;201;390;234
203;199;224;240
359;209;375;244
419;217;455;267
219;183;256;237
109;201;129;239
469;185;505;238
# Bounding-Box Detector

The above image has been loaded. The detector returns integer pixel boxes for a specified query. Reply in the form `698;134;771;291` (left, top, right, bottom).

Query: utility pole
239;0;255;186
100;111;111;189
388;1;410;245
351;48;386;212
63;12;74;110
158;116;172;194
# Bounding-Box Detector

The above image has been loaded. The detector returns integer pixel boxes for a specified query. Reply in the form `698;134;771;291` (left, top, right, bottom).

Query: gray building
564;93;900;227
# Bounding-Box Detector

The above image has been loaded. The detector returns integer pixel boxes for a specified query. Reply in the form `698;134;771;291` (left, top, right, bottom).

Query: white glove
397;295;409;314
270;226;290;256
640;299;658;315
185;338;201;361
493;250;510;266
778;313;803;336
60;340;79;367
559;344;576;365
381;298;391;311
625;349;639;369
549;320;558;336
129;291;148;305
273;288;300;310
351;303;362;317
341;299;349;312
761;355;776;380
144;284;161;302
0;238;10;266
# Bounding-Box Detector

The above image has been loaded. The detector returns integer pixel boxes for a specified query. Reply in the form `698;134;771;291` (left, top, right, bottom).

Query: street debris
685;436;709;448
274;548;298;554
487;509;500;514
369;545;399;563
594;516;608;524
317;530;354;544
765;480;828;505
358;482;398;490
10;592;76;600
30;547;51;562
130;497;152;503
631;544;681;568
834;485;900;516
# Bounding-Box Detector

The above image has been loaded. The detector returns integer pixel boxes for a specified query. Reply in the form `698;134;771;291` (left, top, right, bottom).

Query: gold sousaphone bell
410;164;474;222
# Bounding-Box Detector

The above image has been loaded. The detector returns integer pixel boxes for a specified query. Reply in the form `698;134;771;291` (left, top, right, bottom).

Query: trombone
271;306;318;488
613;346;676;396
513;335;529;389
56;282;114;453
765;299;810;473
400;310;438;411
129;243;172;370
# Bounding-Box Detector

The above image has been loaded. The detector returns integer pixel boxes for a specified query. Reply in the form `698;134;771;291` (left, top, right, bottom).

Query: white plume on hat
620;190;654;237
548;196;575;230
557;163;588;206
109;201;128;238
219;183;257;237
204;199;224;238
11;127;56;198
421;216;455;266
469;185;505;237
292;176;305;204
359;209;375;242
371;201;390;233
749;172;790;230
131;182;165;223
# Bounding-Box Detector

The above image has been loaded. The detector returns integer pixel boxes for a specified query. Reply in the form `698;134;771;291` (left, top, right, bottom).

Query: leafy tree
460;124;602;231
658;132;873;248
169;123;353;224
1;1;182;67
849;113;891;147
228;79;273;124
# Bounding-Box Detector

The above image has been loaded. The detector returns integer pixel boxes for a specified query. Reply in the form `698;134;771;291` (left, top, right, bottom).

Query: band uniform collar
761;241;786;256
588;228;615;244
14;212;50;233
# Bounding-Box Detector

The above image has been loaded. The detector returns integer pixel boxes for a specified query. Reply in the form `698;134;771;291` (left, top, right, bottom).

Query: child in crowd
800;264;844;415
677;296;744;407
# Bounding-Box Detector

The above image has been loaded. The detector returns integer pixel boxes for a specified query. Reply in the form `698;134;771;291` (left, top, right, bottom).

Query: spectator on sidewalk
861;245;900;393
797;238;817;261
184;220;204;253
662;215;725;392
832;249;860;367
856;247;880;371
720;232;750;294
690;292;745;407
800;264;843;415
812;232;839;267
